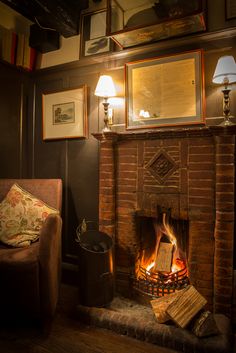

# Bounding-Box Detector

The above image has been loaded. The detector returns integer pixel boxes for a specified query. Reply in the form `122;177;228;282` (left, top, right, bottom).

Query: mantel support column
93;132;118;239
214;134;235;317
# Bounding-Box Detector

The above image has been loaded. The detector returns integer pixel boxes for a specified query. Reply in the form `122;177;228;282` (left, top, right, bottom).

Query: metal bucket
76;222;114;307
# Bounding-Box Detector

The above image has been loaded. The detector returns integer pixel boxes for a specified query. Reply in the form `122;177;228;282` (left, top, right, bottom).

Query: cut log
153;241;174;272
166;285;207;328
192;311;220;337
150;287;187;323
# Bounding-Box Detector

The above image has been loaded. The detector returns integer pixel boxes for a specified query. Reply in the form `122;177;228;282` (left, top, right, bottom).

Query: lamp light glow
212;55;236;126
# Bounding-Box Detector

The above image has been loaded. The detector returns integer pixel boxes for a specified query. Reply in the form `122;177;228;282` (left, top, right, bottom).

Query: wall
0;63;31;178
0;1;236;275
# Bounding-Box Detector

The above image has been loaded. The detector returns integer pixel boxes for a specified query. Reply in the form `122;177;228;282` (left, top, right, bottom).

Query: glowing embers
133;212;189;298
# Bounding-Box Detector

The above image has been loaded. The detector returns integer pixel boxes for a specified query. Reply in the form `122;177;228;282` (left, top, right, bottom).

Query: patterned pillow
0;183;59;247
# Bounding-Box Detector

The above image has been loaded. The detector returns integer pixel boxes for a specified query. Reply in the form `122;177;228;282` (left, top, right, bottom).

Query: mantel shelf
92;124;236;141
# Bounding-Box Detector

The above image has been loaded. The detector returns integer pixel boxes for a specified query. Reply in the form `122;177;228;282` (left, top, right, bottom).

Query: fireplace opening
132;209;190;300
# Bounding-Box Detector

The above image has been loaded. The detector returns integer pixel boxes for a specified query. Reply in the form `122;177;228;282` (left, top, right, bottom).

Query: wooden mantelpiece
93;125;235;318
93;125;236;141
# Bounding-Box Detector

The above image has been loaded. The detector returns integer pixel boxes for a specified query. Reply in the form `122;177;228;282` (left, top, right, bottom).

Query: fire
137;213;186;278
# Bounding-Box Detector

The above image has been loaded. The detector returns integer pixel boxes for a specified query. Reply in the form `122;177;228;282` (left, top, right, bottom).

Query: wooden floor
0;284;181;353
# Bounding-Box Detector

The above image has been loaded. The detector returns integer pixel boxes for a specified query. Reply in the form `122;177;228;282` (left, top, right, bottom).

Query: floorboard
0;284;183;353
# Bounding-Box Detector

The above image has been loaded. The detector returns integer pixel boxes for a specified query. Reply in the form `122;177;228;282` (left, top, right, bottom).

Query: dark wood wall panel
0;63;31;178
33;70;100;263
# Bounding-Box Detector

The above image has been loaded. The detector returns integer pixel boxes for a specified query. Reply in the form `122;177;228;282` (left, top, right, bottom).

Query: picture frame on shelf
42;85;88;140
125;50;205;130
225;0;236;20
80;9;112;58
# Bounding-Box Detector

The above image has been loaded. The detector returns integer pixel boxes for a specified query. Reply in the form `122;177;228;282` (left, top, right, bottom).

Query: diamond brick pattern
145;149;178;184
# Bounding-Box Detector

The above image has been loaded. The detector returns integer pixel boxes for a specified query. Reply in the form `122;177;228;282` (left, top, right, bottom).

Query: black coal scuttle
76;220;114;307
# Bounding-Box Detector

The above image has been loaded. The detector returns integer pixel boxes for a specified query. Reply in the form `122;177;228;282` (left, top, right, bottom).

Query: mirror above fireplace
106;0;207;48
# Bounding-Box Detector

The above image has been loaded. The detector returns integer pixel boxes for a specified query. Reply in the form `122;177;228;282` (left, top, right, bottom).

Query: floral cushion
0;183;59;247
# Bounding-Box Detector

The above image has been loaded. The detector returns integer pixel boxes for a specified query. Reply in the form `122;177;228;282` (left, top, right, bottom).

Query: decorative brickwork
93;126;236;318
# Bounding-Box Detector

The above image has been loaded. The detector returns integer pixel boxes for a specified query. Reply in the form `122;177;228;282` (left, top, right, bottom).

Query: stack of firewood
150;285;219;337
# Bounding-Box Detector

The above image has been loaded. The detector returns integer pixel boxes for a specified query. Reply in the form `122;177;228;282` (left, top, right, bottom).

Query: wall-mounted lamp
212;55;236;126
94;75;116;132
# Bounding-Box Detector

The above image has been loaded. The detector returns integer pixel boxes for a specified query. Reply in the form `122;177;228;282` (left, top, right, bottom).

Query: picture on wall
80;9;112;57
42;85;88;140
125;50;205;129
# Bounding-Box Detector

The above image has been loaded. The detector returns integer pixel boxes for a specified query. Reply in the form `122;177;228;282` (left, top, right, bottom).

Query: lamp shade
212;55;236;84
94;75;116;98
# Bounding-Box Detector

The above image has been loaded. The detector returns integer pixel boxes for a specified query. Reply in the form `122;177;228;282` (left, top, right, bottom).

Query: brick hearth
93;126;235;318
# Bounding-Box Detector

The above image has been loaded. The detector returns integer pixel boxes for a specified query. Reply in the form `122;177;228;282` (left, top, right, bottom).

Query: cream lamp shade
95;75;116;98
94;75;116;132
212;55;236;85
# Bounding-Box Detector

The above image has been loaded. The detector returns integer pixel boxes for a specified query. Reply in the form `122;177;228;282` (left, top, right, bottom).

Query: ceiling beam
0;0;89;37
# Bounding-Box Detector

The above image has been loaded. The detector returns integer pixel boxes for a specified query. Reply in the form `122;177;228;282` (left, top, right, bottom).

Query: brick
215;221;234;234
189;187;214;197
118;155;137;164
215;201;234;211
215;135;235;144
118;148;137;156
188;137;213;146
118;164;137;172
117;179;137;187
100;148;114;156
100;179;115;188
216;144;235;154
215;239;233;250
118;185;137;193
216;211;234;222
216;154;234;164
189;170;215;179
117;193;137;202
215;256;232;270
195;279;213;289
216;182;234;192
100;171;114;179
188;163;215;171
100;188;114;196
116;200;136;209
189;154;215;163
100;165;114;172
216;192;234;202
100;195;114;204
189;179;214;189
189;146;214;154
216;164;234;175
117;171;137;179
189;197;214;208
214;286;233;296
214;303;231;316
100;155;114;164
100;202;114;213
214;266;233;277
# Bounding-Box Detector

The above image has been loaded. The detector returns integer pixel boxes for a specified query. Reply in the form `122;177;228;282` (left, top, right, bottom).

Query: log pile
150;285;219;337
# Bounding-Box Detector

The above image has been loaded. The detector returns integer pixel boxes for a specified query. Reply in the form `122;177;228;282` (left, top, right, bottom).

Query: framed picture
42;85;88;140
225;0;236;20
125;50;205;130
80;10;112;58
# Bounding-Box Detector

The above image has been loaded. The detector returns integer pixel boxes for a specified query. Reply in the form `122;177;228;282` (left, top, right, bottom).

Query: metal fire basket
132;265;189;298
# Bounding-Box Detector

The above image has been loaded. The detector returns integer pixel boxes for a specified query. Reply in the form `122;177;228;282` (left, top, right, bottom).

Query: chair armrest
38;213;62;320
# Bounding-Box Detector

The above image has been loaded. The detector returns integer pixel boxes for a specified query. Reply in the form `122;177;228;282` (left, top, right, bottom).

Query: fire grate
131;265;189;298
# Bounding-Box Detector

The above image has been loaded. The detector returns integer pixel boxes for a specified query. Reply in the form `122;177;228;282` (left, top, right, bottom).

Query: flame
137;213;186;277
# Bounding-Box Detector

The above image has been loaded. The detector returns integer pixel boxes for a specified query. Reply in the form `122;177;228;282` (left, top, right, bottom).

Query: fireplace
131;210;189;301
93;126;235;318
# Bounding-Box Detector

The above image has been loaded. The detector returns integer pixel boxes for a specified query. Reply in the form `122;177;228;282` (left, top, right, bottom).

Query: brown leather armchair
0;179;62;324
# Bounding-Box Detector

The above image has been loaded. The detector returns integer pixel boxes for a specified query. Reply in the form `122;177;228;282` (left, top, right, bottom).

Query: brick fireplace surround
93;125;235;319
